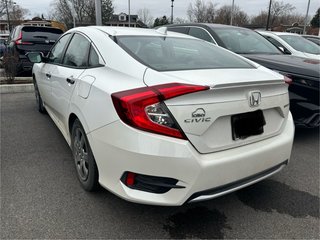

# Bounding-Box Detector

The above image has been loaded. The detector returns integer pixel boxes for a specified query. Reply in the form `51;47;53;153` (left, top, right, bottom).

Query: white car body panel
258;31;320;60
32;26;295;206
87;113;293;206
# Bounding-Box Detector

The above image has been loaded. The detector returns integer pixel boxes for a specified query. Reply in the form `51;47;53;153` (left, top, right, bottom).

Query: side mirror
26;52;44;63
278;46;291;55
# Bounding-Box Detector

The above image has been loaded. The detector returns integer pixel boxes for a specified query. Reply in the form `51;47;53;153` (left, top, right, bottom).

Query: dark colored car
0;38;6;57
167;23;320;128
302;35;320;46
7;25;63;75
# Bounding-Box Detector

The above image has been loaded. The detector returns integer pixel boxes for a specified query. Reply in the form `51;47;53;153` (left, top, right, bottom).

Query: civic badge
184;108;211;123
248;91;261;107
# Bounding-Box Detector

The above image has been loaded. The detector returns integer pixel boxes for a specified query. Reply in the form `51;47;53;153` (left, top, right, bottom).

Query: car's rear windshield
279;35;320;55
116;36;254;71
213;28;282;55
22;27;63;41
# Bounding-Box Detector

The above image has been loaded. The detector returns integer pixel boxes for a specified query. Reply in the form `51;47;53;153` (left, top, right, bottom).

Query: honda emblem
249;91;261;107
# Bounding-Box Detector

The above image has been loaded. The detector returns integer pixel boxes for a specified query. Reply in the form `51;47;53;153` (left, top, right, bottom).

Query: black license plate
232;110;266;140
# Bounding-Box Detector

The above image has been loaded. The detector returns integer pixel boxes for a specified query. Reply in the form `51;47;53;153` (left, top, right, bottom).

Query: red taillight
284;75;292;85
112;83;209;139
15;31;33;45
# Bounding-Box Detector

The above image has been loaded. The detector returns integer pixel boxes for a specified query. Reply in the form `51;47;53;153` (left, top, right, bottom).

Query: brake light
284;75;292;85
15;31;33;45
112;83;209;139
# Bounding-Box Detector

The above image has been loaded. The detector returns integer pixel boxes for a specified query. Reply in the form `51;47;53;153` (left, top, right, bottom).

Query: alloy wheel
73;128;89;181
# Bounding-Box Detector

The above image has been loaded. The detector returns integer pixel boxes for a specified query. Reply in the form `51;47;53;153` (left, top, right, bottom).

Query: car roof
302;35;320;39
167;23;251;31
258;31;300;36
74;26;196;38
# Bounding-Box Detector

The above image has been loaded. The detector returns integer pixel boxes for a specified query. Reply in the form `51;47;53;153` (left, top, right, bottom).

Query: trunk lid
144;67;290;153
17;26;63;55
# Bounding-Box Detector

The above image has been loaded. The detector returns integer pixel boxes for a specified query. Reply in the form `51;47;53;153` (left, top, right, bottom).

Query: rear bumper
87;112;294;206
18;54;33;72
187;160;287;203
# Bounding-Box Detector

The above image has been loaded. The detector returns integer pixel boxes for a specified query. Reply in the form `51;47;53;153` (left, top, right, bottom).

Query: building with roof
105;13;146;28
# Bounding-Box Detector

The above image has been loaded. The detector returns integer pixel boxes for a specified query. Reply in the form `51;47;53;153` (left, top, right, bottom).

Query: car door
38;33;72;108
49;33;91;131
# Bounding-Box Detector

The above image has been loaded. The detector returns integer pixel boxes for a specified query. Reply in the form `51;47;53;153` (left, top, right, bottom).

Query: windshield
213;28;282;55
279;35;320;55
116;36;254;71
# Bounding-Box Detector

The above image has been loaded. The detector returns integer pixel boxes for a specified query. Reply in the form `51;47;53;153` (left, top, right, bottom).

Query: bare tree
0;0;28;20
0;0;8;17
174;17;188;24
51;0;113;29
187;0;217;23
270;0;295;26
250;11;268;26
251;1;299;28
9;5;29;20
137;7;153;27
279;13;304;25
215;5;249;26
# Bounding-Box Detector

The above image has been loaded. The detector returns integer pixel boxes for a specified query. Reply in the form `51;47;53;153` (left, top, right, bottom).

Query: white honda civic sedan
28;26;294;206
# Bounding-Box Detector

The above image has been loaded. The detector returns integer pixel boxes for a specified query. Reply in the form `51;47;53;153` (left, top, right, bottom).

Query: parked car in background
6;25;63;75
167;23;320;128
27;26;294;206
0;38;7;58
302;35;320;46
258;31;320;59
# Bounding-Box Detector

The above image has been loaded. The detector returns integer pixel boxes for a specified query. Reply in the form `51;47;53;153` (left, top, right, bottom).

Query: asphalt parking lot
1;92;319;239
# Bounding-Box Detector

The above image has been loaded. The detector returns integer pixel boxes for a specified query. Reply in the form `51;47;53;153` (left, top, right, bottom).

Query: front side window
214;28;282;54
117;36;254;71
63;33;91;67
265;36;290;54
279;35;320;55
48;34;71;64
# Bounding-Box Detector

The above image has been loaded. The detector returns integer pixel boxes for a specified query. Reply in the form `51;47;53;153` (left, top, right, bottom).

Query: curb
0;77;32;81
0;84;34;94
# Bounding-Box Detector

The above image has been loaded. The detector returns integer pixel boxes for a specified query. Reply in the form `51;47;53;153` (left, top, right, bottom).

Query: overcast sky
17;0;320;20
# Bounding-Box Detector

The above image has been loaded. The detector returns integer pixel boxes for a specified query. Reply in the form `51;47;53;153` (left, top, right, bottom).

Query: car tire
33;78;46;114
71;119;99;191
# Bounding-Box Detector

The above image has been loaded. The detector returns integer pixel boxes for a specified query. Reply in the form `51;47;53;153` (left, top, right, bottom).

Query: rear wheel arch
68;113;79;135
71;118;99;191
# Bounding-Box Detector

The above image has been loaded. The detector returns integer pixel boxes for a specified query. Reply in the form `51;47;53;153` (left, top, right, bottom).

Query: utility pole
171;0;174;24
95;0;102;26
303;0;311;35
5;0;11;32
230;0;235;25
128;0;131;27
71;0;76;28
266;0;272;30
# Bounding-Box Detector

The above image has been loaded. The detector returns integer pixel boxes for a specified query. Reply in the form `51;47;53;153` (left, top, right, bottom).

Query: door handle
66;77;75;84
46;73;51;78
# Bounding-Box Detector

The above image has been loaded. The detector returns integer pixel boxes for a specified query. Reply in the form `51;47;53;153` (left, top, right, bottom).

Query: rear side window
21;27;63;42
188;27;214;43
88;46;100;67
48;34;71;64
63;33;90;68
168;27;189;34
